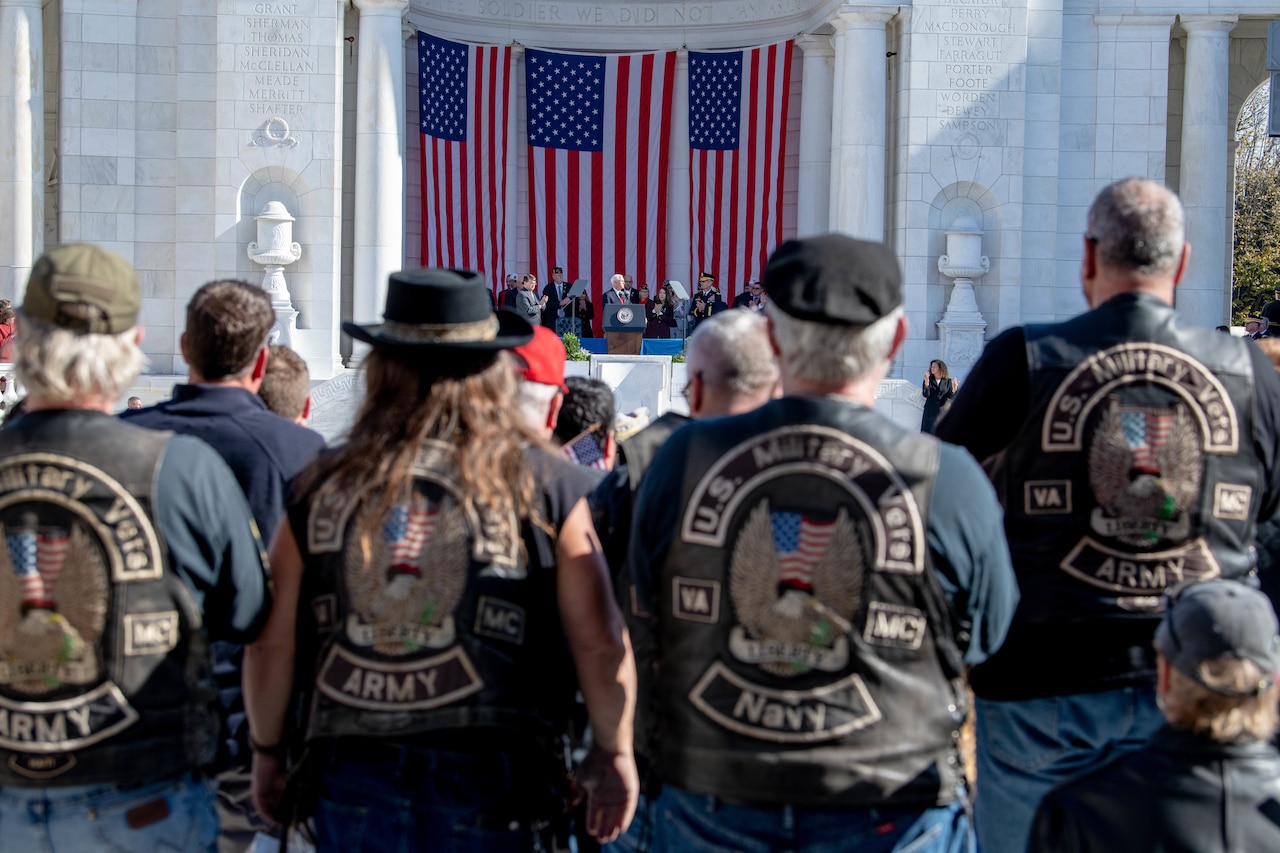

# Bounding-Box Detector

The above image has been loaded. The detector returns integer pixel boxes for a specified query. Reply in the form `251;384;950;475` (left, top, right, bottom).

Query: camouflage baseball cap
22;243;141;334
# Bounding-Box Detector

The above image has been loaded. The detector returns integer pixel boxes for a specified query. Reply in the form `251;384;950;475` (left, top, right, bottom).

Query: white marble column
0;0;43;302
796;33;834;238
1177;15;1236;325
666;50;691;291
829;7;895;241
351;0;408;348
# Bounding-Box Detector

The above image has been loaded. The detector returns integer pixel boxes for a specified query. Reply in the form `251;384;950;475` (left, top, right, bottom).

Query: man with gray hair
0;244;268;850
629;234;1017;851
936;177;1280;853
589;307;780;851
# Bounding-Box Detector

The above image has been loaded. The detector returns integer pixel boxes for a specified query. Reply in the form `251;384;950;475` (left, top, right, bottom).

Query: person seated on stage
644;285;677;339
1029;578;1280;852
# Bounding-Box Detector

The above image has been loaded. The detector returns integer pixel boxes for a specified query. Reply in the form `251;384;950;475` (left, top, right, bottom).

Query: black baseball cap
763;234;902;328
1155;579;1280;697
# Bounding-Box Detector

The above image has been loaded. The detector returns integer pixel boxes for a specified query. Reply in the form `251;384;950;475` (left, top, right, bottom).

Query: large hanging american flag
689;41;793;307
525;48;675;336
418;32;511;294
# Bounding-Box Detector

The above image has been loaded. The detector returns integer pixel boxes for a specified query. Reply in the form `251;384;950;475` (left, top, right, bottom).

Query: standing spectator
590;308;780;852
500;273;520;309
511;326;569;440
126;395;143;410
124;279;325;852
542;265;572;329
732;281;765;311
0;244;268;852
1261;286;1280;327
574;291;596;338
515;273;544;327
644;286;677;339
555;375;617;475
0;299;16;361
687;272;726;334
1030;579;1280;851
1246;315;1270;340
935;177;1280;853
243;268;637;849
258;344;313;425
920;359;957;434
630;235;1017;852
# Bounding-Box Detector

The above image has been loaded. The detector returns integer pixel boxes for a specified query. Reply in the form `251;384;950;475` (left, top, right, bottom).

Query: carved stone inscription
420;0;805;26
914;0;1026;149
235;2;317;119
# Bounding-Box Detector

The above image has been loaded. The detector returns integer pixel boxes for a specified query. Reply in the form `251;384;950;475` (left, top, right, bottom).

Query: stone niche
217;0;346;379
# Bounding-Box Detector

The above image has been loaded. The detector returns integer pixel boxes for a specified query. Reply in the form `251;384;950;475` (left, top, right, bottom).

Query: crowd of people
2;177;1280;853
493;267;767;341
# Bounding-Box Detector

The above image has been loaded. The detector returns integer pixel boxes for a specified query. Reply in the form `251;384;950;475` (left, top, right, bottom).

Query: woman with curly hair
244;268;637;851
921;358;958;434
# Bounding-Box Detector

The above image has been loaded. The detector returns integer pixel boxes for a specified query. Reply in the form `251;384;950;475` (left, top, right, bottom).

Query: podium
603;302;645;354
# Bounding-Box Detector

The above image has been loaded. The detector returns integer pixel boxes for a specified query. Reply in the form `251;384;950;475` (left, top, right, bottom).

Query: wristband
249;734;288;759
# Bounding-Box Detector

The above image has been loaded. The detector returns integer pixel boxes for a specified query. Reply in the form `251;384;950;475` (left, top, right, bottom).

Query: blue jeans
312;740;563;852
973;685;1163;853
603;792;653;852
652;786;973;853
0;771;216;852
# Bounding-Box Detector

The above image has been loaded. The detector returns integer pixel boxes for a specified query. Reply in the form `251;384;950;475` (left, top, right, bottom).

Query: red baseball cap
512;326;568;392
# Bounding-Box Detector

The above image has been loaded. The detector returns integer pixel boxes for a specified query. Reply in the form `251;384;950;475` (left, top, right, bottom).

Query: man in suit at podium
603;274;644;354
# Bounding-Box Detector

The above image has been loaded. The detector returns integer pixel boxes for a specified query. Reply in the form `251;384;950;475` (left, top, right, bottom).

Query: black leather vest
972;293;1263;698
296;440;575;744
654;397;965;808
621;411;690;495
0;411;218;786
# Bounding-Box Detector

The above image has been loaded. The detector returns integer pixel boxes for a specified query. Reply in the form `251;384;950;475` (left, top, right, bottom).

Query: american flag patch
1120;408;1172;475
5;529;68;605
383;502;439;575
770;512;836;591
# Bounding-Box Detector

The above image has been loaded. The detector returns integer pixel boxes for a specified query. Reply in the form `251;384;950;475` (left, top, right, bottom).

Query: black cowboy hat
343;268;533;351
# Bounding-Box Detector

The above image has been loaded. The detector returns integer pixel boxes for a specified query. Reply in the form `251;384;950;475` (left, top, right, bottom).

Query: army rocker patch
0;454;160;776
680;427;927;743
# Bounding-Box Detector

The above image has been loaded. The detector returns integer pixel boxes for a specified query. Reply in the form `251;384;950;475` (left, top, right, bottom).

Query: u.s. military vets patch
0;453;157;776
309;440;528;713
680;426;926;743
1041;343;1241;601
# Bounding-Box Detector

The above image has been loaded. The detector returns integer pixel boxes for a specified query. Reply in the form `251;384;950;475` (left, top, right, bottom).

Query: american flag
563;432;609;470
689;42;794;307
383;502;439;576
418;33;511;295
525;48;675;336
5;529;67;605
771;512;835;591
1121;409;1172;475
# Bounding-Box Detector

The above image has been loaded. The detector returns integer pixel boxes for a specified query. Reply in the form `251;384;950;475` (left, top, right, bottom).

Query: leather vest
972;293;1263;698
621;412;690;495
296;441;575;744
654;397;965;808
0;411;218;786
